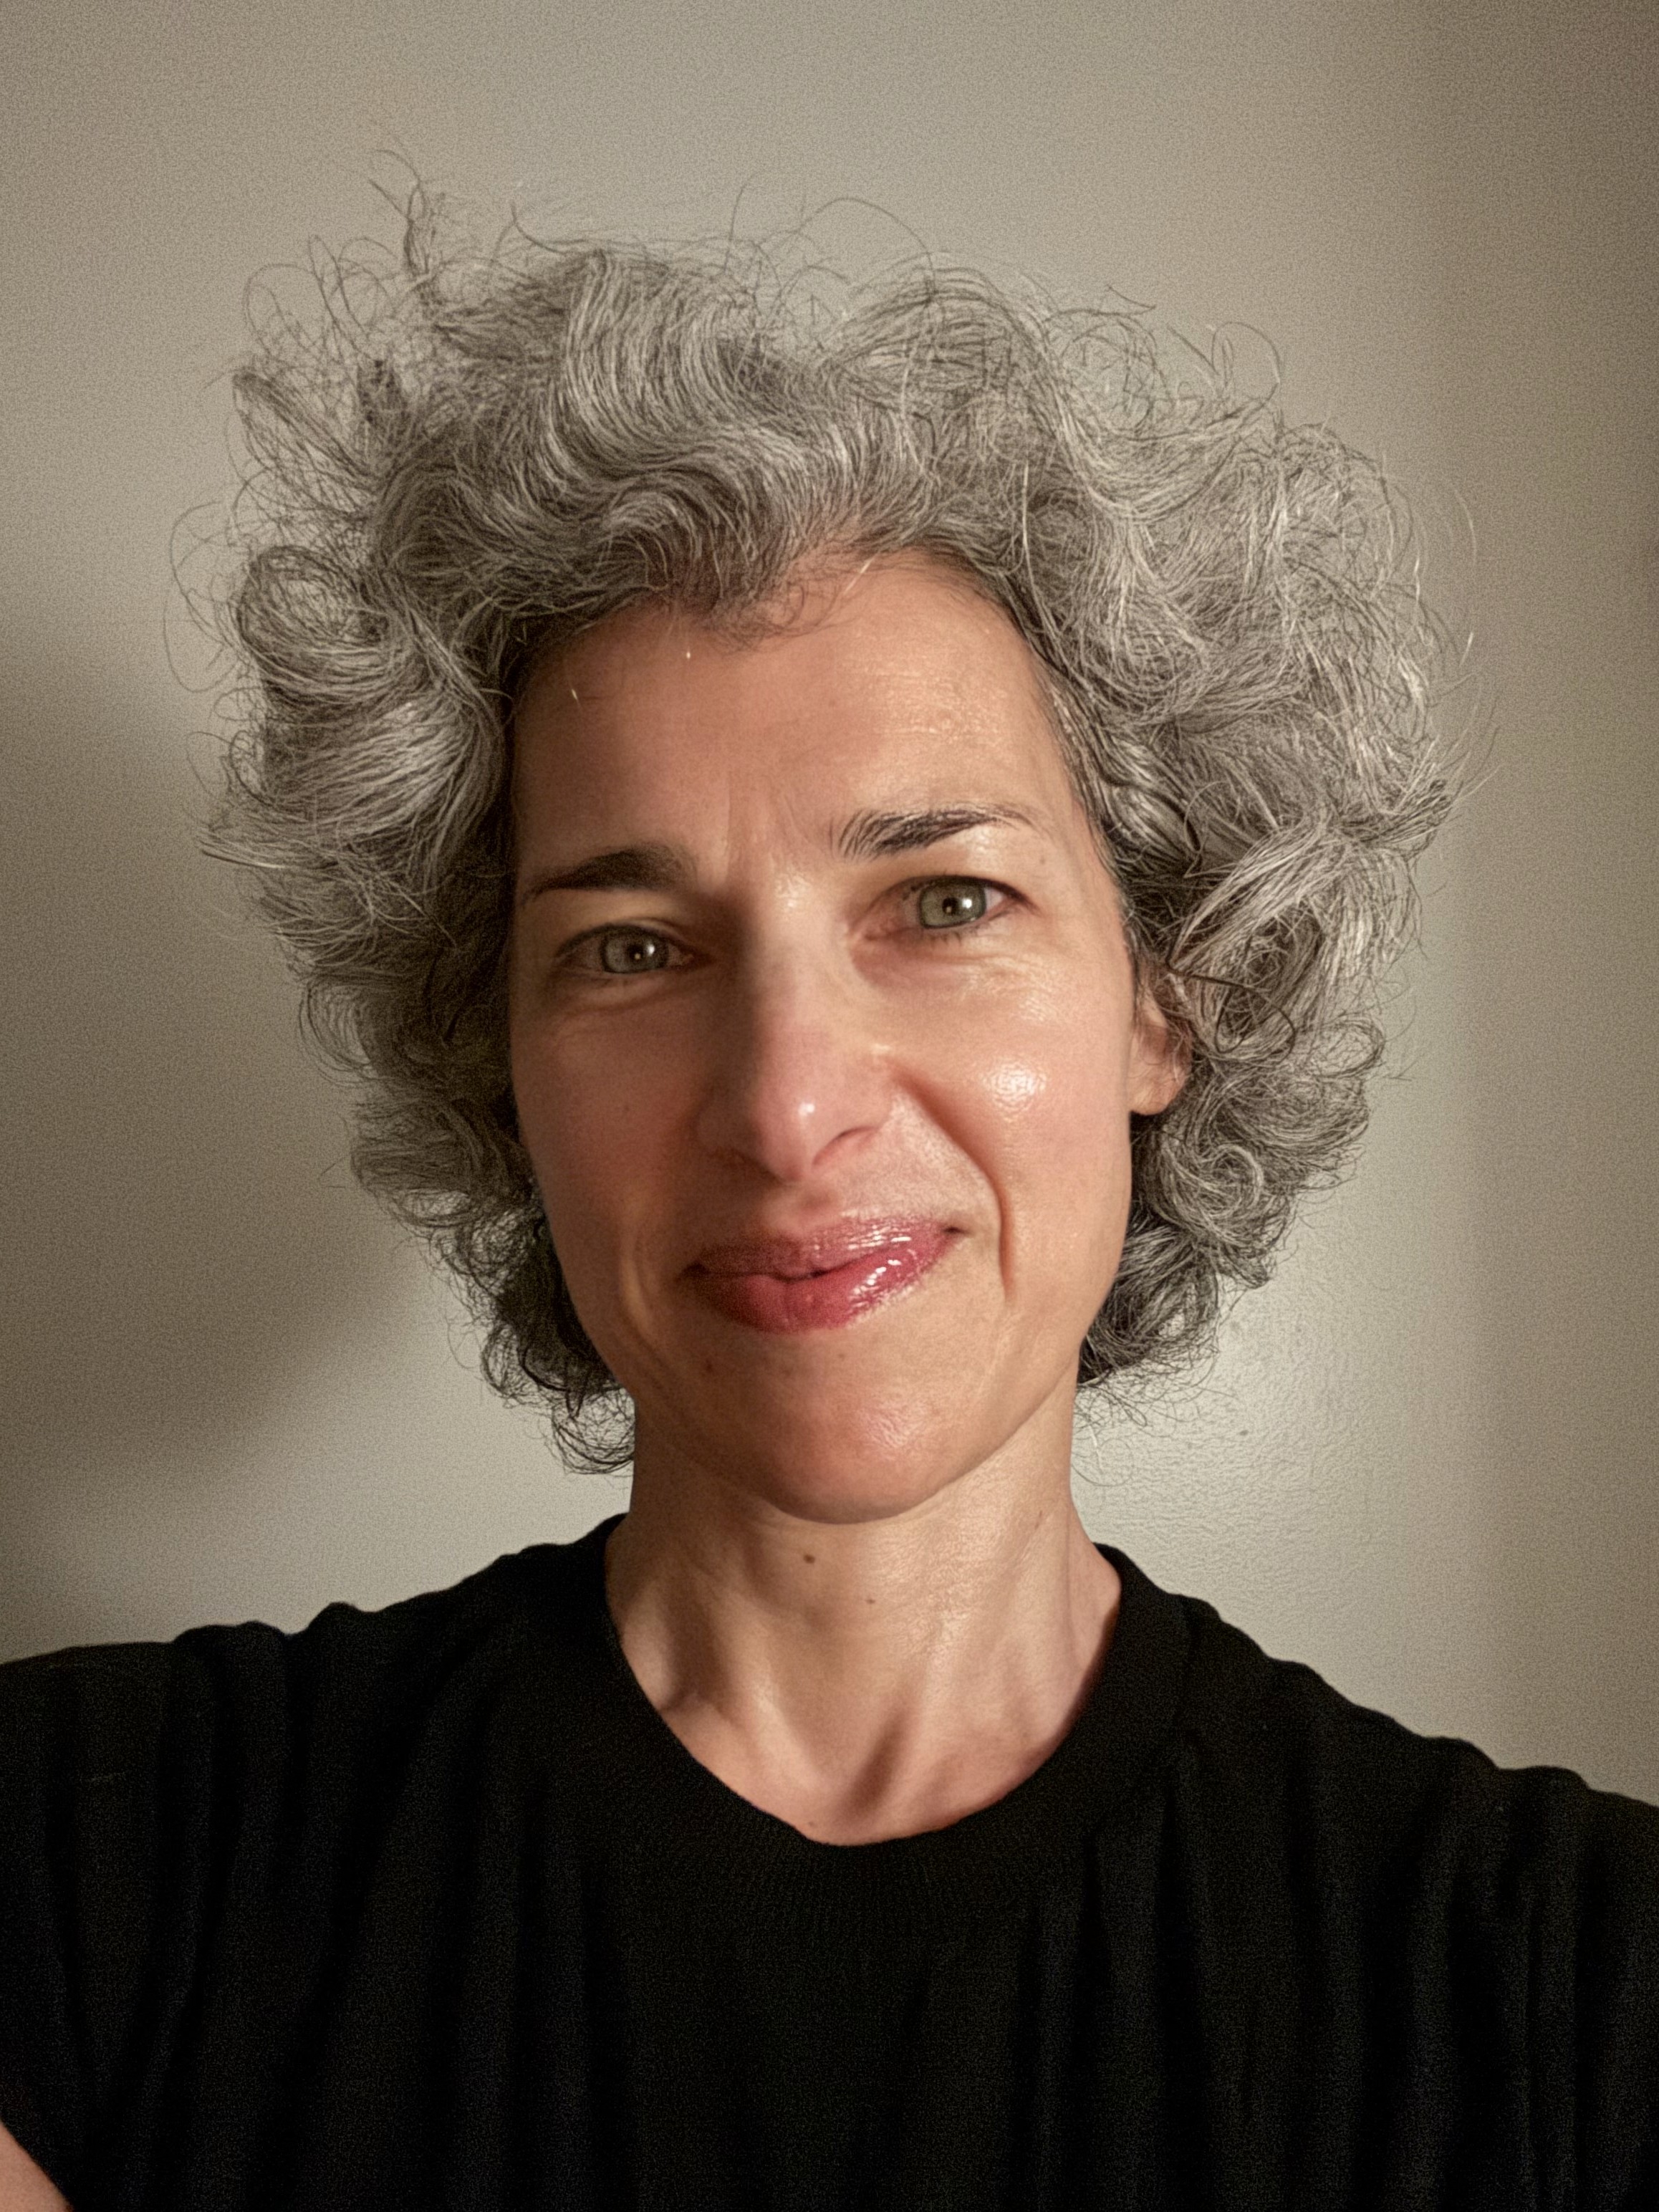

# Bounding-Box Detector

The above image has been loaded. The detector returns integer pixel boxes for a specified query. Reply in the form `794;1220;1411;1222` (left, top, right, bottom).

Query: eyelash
556;876;1011;978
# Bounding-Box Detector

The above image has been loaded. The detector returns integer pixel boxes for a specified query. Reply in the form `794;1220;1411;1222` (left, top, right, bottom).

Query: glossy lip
685;1218;958;1333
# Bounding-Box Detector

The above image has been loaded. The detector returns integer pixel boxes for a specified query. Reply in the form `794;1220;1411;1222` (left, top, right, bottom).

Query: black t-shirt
2;1516;1657;2211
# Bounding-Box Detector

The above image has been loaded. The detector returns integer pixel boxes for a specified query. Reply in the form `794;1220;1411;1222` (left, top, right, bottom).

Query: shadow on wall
0;659;387;1657
1461;675;1659;1799
1429;0;1659;1802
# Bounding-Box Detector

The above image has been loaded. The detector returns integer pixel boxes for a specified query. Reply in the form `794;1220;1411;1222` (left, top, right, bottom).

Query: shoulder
1173;1582;1659;1862
1107;1562;1659;2196
1140;1569;1659;1994
0;1519;618;1930
0;1527;616;2199
0;1527;605;1777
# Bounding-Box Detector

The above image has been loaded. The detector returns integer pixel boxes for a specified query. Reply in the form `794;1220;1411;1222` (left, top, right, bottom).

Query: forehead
513;554;1077;837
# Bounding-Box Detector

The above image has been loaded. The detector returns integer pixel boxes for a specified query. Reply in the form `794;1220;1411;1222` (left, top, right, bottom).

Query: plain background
3;0;1656;1795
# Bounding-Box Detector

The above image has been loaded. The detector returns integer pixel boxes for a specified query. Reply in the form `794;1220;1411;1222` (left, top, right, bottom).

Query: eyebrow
517;842;691;903
835;804;1042;862
517;804;1042;905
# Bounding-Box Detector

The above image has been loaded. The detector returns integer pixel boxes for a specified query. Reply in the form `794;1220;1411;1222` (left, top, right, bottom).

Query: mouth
684;1219;958;1334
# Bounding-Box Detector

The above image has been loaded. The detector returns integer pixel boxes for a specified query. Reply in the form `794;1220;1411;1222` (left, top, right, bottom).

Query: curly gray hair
214;197;1454;1465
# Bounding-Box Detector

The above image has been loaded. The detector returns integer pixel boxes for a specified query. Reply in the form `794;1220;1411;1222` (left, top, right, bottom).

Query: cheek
509;1023;688;1270
943;993;1137;1292
965;999;1133;1183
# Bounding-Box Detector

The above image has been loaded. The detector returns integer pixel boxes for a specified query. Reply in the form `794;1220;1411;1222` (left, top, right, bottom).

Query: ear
1127;984;1190;1116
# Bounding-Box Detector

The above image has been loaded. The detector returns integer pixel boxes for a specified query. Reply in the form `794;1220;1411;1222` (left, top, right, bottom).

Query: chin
739;1450;972;1528
695;1365;1013;1526
620;1285;1085;1523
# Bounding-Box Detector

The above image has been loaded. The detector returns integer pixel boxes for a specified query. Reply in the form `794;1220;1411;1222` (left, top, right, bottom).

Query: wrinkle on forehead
509;551;1092;906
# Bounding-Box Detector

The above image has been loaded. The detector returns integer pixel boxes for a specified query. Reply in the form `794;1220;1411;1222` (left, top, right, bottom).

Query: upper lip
686;1219;948;1279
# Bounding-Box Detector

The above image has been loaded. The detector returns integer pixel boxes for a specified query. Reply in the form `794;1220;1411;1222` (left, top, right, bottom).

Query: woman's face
509;554;1185;1521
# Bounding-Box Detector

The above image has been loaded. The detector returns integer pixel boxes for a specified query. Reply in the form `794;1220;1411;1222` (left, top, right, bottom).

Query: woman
2;203;1655;2210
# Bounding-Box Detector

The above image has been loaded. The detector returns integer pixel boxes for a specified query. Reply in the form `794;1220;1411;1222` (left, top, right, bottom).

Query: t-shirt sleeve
0;1641;187;2203
1522;1769;1659;2208
1184;1605;1659;2208
0;1579;489;2209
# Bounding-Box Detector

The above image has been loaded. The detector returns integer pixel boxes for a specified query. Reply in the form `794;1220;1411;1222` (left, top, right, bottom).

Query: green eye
596;928;675;974
915;879;991;929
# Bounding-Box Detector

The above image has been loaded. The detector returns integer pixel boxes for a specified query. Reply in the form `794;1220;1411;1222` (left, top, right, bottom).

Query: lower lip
690;1227;956;1334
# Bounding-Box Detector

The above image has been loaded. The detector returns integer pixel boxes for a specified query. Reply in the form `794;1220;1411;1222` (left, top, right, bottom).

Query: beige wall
4;0;1655;1791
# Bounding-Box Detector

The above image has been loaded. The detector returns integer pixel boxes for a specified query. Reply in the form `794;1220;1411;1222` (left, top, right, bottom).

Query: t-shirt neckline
561;1516;1193;1939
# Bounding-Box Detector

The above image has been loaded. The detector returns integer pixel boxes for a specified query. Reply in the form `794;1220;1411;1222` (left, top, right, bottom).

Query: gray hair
214;196;1455;1466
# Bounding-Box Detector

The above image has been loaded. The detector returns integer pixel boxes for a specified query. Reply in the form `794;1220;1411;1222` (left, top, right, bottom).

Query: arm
0;2122;66;2212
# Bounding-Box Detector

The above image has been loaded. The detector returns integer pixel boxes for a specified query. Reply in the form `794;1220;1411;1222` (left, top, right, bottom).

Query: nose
693;947;893;1183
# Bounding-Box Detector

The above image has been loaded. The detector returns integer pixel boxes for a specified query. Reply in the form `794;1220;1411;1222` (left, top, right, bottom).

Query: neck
603;1392;1119;1845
